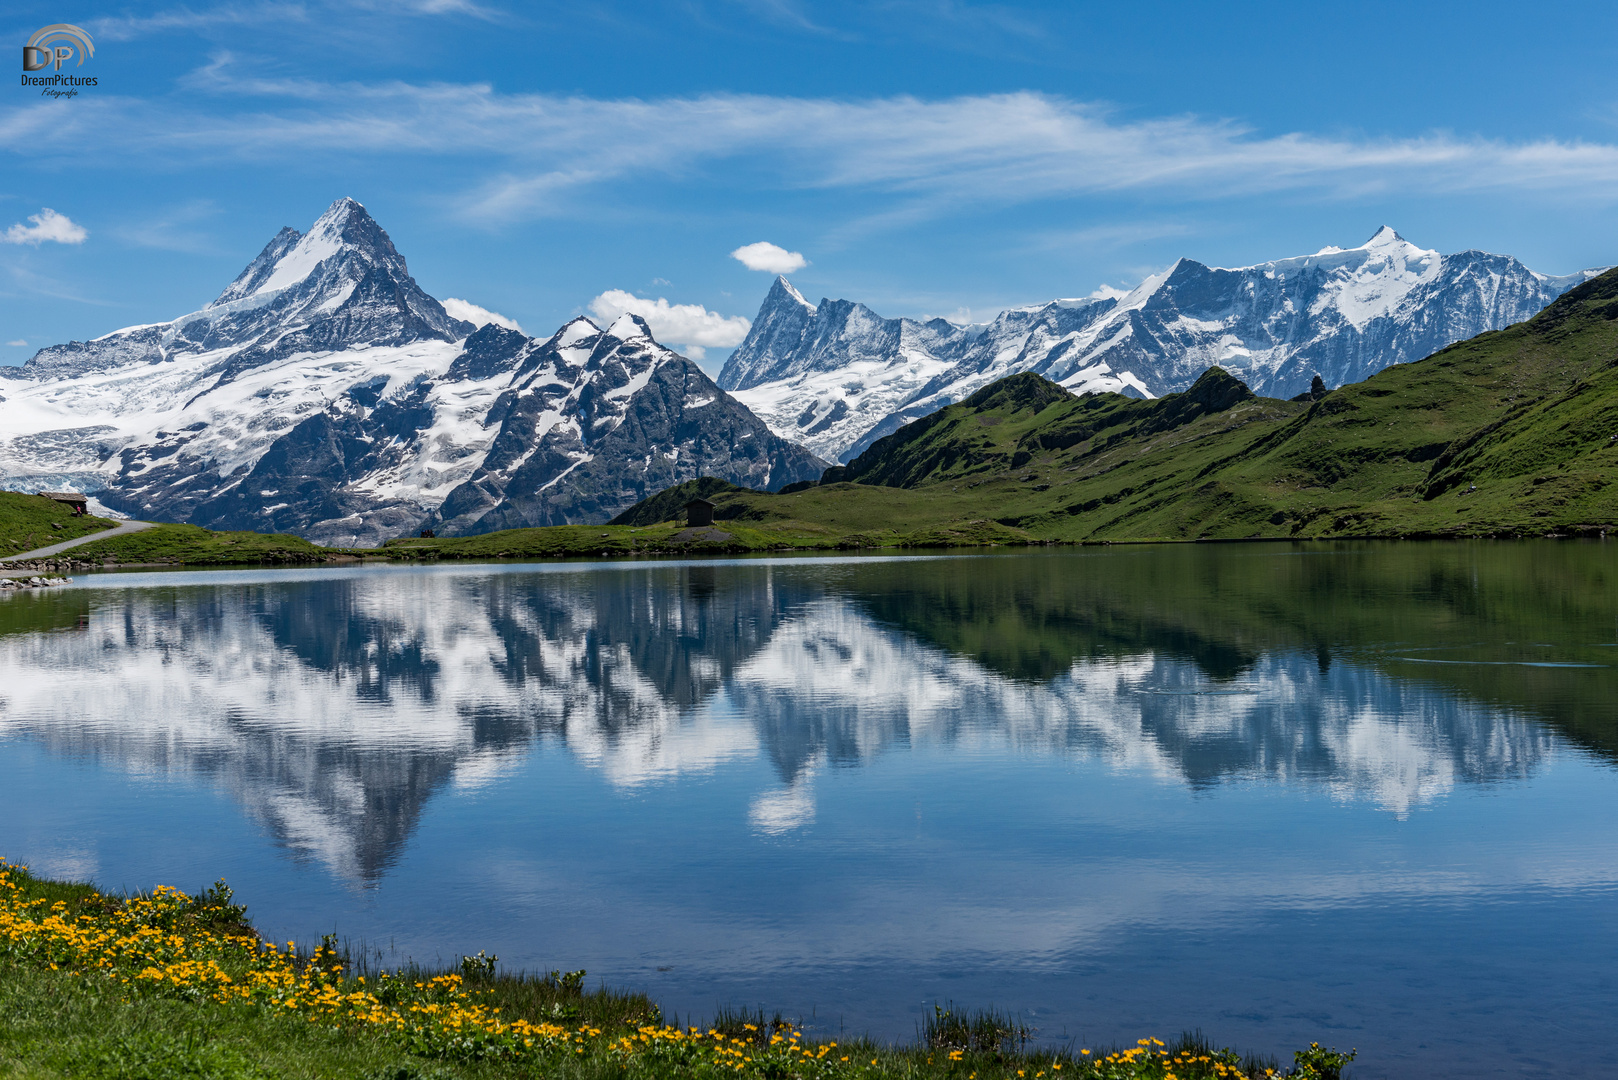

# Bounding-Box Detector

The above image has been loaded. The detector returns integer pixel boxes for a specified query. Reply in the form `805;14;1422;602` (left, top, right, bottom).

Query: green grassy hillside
55;523;338;566
0;491;119;555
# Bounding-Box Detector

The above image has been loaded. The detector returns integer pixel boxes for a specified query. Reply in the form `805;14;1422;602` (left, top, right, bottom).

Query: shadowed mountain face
0;200;824;546
0;543;1610;881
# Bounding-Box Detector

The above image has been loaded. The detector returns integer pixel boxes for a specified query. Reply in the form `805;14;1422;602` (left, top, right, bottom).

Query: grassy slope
57;523;337;566
1151;265;1618;539
0;492;119;556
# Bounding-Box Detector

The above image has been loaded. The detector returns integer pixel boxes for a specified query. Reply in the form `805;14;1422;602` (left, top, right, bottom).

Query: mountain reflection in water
1;543;1607;884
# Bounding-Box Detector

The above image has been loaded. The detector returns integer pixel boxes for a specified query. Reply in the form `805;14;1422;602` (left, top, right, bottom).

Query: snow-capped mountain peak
1113;260;1182;315
605;312;653;342
1364;224;1404;246
5;197;479;391
771;275;815;313
553;316;601;348
212;197;391;306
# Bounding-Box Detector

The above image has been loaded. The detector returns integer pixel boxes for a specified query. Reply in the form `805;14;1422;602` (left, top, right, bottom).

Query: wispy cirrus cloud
89;0;500;40
110;200;225;254
89;3;312;41
7;75;1618;228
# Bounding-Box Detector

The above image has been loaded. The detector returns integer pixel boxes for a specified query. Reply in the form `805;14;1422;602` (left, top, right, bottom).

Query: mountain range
0;199;824;545
721;229;1608;462
664;264;1618;543
2;201;1607;546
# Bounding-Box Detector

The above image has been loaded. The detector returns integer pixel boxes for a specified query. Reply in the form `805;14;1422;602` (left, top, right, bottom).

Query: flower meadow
0;860;1355;1080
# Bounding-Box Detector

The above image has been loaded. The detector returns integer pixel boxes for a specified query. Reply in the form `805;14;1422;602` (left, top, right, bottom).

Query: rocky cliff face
0;199;825;545
421;314;827;534
721;229;1608;462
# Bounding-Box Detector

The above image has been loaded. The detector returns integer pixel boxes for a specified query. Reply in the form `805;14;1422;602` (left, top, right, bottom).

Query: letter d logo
22;46;49;71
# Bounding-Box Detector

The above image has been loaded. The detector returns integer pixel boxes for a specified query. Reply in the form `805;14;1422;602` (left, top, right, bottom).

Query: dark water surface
3;542;1616;1078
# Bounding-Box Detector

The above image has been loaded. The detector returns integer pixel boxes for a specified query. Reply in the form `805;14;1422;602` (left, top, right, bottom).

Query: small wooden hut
37;491;88;516
685;498;716;527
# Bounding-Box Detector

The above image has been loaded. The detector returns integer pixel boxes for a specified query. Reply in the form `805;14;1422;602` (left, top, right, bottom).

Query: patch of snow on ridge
604;361;660;402
556;318;599;347
606;313;646;341
249;226;344;298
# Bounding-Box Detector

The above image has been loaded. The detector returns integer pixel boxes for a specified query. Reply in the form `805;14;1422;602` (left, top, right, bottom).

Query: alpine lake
2;541;1616;1079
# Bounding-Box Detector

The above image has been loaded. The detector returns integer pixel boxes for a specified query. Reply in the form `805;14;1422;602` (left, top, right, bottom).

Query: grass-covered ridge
0;859;1356;1079
45;523;341;566
0;491;119;556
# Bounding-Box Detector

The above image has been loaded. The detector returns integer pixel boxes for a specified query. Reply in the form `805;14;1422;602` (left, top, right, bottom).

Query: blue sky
3;0;1617;371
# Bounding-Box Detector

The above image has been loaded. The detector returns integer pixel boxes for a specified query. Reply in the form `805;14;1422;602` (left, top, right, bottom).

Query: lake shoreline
0;858;1347;1080
5;518;1613;575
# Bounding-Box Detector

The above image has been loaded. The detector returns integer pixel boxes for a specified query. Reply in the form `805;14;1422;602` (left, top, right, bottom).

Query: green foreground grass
0;492;119;557
0;862;1356;1080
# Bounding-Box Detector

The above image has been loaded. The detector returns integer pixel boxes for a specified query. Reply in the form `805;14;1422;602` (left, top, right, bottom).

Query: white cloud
587;290;752;360
90;4;310;41
10;80;1618;228
441;297;521;332
731;241;808;274
4;209;89;247
6;339;27;347
88;1;496;42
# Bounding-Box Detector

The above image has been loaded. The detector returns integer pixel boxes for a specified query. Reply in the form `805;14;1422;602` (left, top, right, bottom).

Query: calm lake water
3;543;1616;1078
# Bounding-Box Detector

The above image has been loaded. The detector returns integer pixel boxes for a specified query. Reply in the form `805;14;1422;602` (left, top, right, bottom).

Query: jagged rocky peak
197;196;471;347
213;197;407;306
718;275;820;391
769;274;815;311
7;197;474;384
